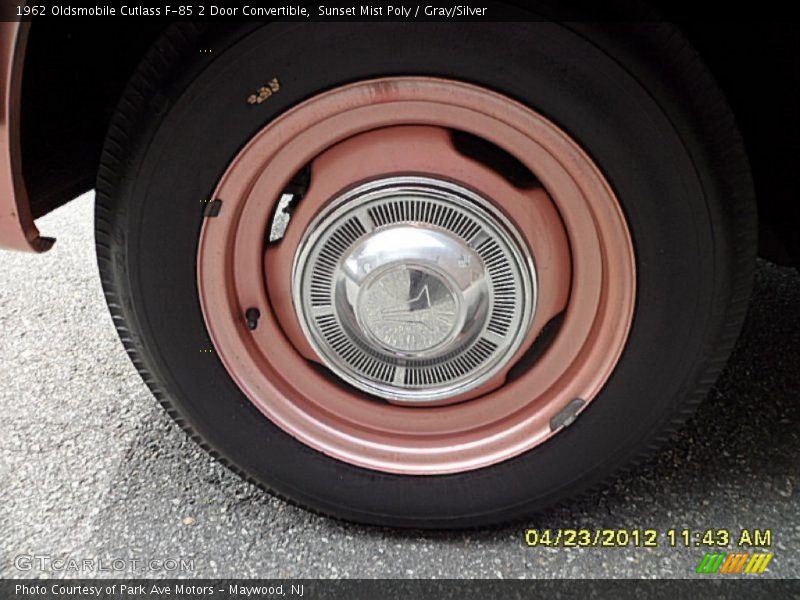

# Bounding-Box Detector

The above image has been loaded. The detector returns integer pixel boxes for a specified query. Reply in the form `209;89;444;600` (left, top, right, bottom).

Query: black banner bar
2;579;800;600
2;0;798;22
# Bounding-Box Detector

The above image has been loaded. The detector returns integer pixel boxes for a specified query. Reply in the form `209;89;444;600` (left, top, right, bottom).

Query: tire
95;22;756;528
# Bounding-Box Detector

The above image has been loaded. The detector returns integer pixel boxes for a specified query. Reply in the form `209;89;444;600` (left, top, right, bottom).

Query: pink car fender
0;22;53;253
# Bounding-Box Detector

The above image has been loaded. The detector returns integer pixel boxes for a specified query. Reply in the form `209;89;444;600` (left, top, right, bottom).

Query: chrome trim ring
292;176;537;404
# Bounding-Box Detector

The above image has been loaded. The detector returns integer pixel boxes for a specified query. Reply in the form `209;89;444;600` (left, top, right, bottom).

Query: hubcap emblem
359;265;459;354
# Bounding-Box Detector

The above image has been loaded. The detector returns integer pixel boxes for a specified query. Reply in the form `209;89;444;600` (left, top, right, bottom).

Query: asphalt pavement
1;192;798;579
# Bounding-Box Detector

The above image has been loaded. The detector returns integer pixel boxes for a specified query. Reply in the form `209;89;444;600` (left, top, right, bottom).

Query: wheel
95;22;756;527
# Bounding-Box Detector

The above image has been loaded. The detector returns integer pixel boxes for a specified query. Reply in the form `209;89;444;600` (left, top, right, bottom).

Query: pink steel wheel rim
197;77;636;475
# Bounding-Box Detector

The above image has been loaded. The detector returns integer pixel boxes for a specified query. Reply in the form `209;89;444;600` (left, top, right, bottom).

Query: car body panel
0;22;52;253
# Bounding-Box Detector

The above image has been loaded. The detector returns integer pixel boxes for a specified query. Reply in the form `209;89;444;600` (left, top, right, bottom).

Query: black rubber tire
95;22;756;528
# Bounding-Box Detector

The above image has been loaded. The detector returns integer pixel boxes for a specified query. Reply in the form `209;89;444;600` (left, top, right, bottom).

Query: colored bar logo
696;552;773;574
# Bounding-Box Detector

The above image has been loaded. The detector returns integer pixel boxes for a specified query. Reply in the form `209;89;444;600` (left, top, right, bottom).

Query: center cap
341;222;484;358
292;176;536;403
340;224;485;360
358;264;460;354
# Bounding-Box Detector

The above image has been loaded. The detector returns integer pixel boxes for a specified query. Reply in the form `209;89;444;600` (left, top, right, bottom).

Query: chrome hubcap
292;176;537;404
345;224;485;358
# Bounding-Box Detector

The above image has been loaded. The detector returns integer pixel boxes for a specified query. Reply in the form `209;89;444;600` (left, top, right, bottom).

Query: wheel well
680;22;800;266
20;22;165;219
18;21;800;264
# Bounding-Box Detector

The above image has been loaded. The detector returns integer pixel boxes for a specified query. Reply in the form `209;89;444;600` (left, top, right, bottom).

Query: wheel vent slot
315;314;397;384
475;237;517;337
368;199;482;241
